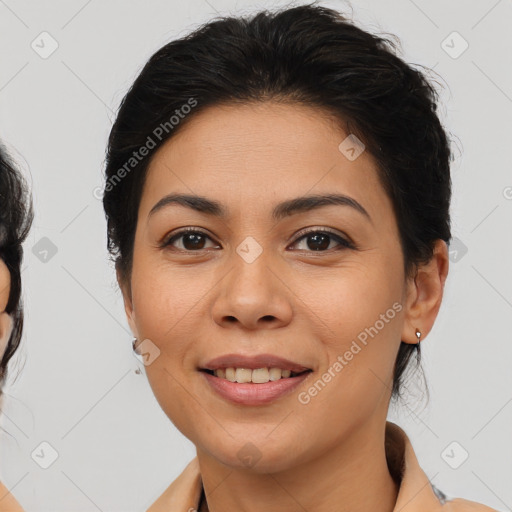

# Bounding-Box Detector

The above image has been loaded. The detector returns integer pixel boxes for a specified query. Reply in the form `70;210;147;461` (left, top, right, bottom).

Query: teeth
235;368;252;383
269;367;282;381
213;367;298;383
252;368;270;383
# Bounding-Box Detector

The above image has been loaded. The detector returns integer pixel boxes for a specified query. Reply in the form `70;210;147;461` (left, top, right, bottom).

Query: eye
161;227;354;253
162;227;219;251
289;228;354;252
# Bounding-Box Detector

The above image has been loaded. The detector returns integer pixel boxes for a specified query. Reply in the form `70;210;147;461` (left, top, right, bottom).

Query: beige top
0;481;23;512
147;422;498;512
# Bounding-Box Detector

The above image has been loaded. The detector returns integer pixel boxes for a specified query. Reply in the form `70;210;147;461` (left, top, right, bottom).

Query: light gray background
0;0;510;510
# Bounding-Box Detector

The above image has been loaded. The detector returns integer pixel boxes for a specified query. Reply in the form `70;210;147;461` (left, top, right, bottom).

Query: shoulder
147;457;202;512
0;480;24;512
386;422;499;512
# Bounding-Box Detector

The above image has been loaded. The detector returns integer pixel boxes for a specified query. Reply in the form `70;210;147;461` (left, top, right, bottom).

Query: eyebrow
148;193;372;223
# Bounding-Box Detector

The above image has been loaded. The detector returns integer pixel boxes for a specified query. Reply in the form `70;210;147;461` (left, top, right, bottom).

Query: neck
196;420;399;512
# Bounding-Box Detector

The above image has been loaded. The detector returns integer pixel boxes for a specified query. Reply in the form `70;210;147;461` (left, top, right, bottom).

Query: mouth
199;366;313;405
199;353;313;384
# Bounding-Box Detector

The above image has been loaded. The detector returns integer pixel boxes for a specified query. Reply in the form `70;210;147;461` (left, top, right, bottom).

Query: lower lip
201;371;312;405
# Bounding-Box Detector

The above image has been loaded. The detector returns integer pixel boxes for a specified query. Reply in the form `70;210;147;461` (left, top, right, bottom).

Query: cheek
130;260;208;347
302;258;403;399
305;257;403;345
296;290;402;441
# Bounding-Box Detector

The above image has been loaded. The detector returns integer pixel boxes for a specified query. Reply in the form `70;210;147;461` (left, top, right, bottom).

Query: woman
103;4;496;511
0;143;33;511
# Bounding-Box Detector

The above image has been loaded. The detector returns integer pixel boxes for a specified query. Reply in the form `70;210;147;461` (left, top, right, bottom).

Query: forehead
140;101;391;223
150;101;357;171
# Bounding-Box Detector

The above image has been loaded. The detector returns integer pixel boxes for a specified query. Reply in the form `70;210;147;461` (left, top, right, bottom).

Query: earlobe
401;239;449;344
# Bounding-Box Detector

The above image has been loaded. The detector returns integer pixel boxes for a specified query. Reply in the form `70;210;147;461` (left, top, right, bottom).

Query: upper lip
201;353;312;372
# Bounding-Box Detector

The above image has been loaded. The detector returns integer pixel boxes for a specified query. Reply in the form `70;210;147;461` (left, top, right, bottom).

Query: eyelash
161;226;355;253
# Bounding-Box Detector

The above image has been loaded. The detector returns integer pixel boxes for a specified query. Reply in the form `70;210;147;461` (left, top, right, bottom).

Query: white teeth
269;367;282;381
225;368;236;382
235;368;252;383
213;367;300;383
252;368;269;383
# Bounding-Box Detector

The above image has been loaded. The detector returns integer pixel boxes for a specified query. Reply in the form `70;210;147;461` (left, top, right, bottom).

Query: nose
210;250;293;331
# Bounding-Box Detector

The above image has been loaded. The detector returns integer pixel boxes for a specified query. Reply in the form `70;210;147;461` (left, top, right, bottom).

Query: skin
0;259;12;359
119;101;449;512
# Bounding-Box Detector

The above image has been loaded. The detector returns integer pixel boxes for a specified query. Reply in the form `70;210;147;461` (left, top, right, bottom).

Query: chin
199;432;304;474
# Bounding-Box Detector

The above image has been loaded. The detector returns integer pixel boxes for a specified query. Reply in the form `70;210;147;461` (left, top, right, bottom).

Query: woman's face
121;102;437;472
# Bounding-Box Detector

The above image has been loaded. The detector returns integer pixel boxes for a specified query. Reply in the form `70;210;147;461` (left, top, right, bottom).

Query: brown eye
163;228;219;251
162;227;354;253
290;229;353;252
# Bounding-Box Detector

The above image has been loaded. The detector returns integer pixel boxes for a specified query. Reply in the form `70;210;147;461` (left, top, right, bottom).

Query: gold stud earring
415;328;421;343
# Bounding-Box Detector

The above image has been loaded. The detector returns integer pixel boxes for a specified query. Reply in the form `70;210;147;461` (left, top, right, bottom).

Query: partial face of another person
0;259;12;359
120;101;443;473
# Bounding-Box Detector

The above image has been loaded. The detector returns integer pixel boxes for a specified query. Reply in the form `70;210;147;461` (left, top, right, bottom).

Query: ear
116;267;139;339
401;239;449;344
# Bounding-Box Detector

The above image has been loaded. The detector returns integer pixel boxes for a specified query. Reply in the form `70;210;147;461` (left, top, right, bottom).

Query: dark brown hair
0;143;33;391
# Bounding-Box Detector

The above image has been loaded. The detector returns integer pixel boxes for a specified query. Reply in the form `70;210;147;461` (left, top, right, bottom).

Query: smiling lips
200;353;313;405
201;353;312;382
